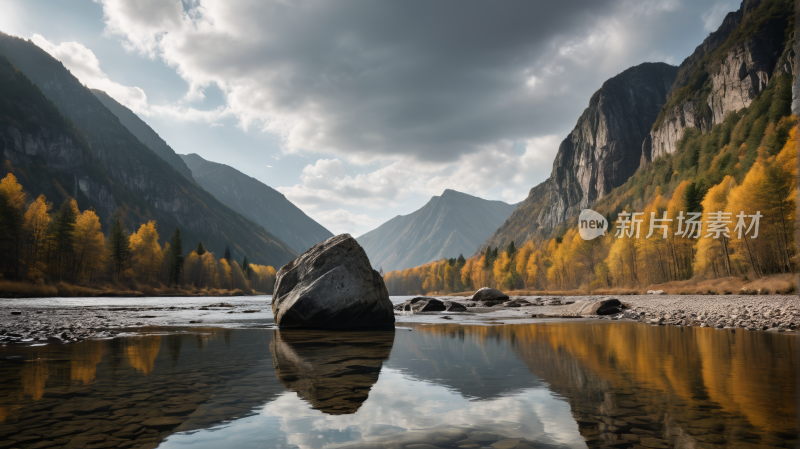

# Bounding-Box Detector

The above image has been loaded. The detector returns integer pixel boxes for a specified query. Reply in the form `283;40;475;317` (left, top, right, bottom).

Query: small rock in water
471;287;509;303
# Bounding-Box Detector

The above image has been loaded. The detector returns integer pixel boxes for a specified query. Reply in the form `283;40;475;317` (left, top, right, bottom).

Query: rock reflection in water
270;328;395;414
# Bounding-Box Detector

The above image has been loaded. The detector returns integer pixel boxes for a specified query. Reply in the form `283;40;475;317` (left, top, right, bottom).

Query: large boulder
272;234;395;328
564;298;624;316
472;287;509;304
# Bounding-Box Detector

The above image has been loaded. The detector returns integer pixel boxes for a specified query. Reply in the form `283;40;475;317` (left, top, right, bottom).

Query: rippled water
0;321;797;448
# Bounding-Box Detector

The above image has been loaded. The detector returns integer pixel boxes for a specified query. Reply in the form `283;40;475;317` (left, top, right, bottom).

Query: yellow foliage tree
72;209;106;281
129;221;163;284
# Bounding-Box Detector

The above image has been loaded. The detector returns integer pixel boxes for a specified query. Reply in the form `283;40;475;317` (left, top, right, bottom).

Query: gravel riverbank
1;294;797;346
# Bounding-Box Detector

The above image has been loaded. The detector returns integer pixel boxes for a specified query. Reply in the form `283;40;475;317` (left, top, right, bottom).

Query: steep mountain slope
180;153;333;254
478;62;678;252
0;32;297;267
91;89;193;180
1;55;118;218
645;0;795;162
357;189;517;272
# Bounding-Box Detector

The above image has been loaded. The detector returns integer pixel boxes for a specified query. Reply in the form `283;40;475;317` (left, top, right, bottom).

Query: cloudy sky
1;0;735;236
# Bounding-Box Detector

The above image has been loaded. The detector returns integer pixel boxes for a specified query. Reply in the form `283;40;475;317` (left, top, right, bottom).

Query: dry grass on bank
436;274;797;297
0;280;253;298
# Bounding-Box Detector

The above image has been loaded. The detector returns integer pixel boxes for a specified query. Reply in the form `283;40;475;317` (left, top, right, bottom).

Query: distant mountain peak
357;191;518;272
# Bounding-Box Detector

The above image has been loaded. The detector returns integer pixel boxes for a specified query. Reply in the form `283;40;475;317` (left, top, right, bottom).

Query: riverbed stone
140;417;182;430
472;288;509;303
272;234;395;329
565;298;624;316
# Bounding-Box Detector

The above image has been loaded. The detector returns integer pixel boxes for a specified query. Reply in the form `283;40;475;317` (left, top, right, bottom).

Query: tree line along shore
384;117;798;297
0;171;277;297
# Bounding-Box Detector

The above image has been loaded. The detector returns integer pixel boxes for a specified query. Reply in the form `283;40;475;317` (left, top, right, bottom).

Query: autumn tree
24;195;51;276
72;210;106;281
130;221;163;284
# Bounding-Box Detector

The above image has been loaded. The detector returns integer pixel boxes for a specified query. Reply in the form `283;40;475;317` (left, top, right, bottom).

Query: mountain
1;54;119;219
90;89;194;180
180;153;333;254
357;189;517;272
478;62;678;252
644;0;795;162
0;32;297;267
480;0;795;254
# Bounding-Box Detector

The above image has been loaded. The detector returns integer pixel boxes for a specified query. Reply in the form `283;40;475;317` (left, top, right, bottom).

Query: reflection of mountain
385;325;541;400
412;322;799;447
270;329;394;415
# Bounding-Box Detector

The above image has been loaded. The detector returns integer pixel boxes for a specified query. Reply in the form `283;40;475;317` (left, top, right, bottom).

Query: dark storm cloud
100;0;724;162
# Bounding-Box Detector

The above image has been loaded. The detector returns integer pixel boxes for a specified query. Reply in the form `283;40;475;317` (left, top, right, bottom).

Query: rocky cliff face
0;33;297;266
480;0;796;254
540;63;677;228
644;0;796;162
0;55;118;218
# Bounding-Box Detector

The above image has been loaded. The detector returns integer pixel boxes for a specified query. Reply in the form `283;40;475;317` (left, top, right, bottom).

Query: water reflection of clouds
161;368;585;449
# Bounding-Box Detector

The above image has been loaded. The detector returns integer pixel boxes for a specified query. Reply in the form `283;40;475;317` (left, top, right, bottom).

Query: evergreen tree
224;246;231;262
241;256;252;280
0;174;27;280
483;247;492;268
169;227;184;285
506;240;516;255
457;254;466;265
196;241;206;256
108;213;130;280
379;267;384;277
683;181;705;213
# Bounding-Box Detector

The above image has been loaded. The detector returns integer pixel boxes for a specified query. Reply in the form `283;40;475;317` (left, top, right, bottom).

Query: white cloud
308;209;380;237
702;2;734;33
279;135;560;227
31;34;149;113
30;33;233;123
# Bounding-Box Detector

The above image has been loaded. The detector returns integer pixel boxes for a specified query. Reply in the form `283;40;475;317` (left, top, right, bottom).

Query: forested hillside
385;0;797;295
0;32;297;267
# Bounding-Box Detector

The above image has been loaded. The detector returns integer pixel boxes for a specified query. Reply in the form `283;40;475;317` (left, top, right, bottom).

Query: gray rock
272;234;395;329
472;288;509;303
565;298;625;316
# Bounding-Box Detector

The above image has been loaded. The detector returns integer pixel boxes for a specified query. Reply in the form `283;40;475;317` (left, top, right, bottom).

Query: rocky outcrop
478;64;676;253
272;234;395;328
539;63;677;228
644;0;796;162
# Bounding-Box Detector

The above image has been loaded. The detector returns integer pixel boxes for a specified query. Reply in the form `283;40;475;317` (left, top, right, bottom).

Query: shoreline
1;294;797;346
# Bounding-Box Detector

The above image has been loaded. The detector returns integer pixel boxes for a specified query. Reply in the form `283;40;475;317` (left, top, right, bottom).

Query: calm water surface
0;322;797;449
